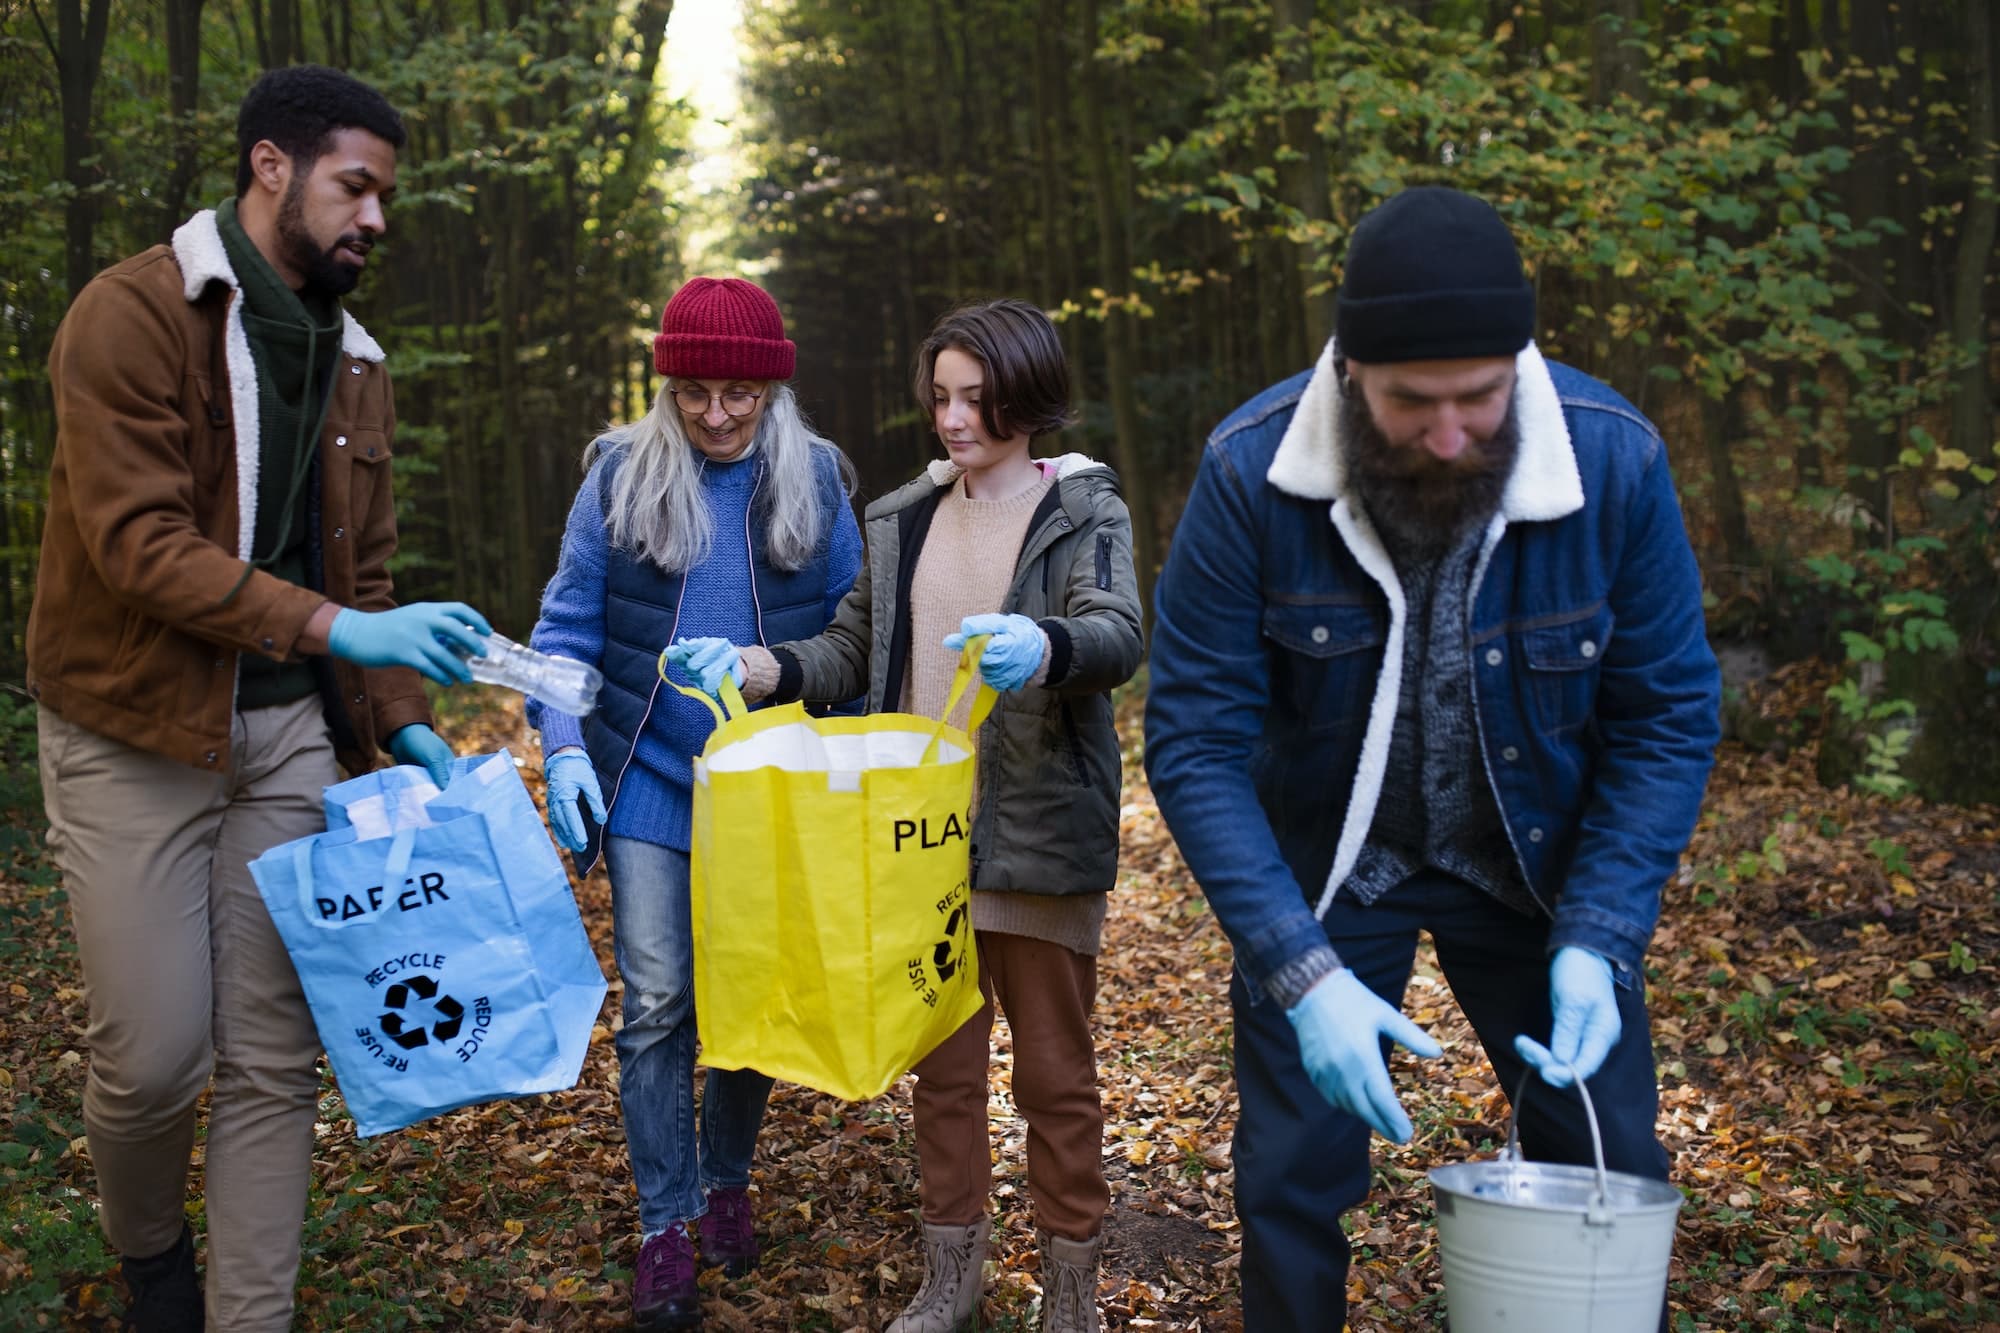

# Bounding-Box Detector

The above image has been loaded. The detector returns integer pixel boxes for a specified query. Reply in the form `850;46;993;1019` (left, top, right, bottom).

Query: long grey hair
588;383;852;573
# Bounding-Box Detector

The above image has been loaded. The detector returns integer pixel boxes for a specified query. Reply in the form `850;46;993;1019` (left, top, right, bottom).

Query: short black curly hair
235;64;406;196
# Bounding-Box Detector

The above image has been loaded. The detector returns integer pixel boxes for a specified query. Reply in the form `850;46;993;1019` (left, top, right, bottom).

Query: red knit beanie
653;277;797;381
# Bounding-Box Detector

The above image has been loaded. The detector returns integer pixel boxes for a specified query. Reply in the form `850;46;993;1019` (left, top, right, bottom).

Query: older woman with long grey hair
527;276;860;1331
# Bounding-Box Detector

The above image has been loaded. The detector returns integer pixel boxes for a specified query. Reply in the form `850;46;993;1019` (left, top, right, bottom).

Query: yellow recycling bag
669;646;996;1102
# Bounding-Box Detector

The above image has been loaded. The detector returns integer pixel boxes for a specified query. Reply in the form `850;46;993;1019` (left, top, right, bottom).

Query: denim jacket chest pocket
1515;603;1615;737
1262;601;1385;736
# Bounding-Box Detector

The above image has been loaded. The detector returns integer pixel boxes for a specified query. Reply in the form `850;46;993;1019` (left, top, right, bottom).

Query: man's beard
1340;379;1520;564
277;177;368;297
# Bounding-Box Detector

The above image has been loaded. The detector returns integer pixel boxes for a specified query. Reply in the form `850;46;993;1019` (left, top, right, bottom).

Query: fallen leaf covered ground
2;670;1996;1330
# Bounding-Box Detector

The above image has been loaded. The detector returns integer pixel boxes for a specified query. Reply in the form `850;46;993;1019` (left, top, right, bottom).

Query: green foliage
0;0;693;655
1867;836;1913;877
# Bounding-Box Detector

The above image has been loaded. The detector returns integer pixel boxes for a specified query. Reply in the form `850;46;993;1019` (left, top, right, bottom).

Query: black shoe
120;1226;204;1332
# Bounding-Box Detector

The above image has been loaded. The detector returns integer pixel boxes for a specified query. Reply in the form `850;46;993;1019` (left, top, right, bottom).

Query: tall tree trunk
1839;0;1902;542
247;0;272;69
1700;391;1755;572
275;0;300;64
58;0;113;304
1589;0;1644;105
927;0;962;298
159;0;207;241
1031;0;1063;310
1588;0;1649;402
1950;1;1997;469
501;177;535;625
1273;0;1335;355
1077;0;1157;611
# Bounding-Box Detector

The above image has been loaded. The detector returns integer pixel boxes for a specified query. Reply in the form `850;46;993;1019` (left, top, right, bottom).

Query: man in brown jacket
27;66;490;1332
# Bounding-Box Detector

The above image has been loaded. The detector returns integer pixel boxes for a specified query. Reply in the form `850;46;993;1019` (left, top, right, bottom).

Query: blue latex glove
1285;968;1444;1143
327;602;491;685
543;751;606;853
662;637;745;698
387;724;456;790
1514;947;1620;1088
942;613;1046;691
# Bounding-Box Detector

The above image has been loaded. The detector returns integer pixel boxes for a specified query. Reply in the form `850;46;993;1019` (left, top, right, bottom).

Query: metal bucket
1428;1071;1682;1331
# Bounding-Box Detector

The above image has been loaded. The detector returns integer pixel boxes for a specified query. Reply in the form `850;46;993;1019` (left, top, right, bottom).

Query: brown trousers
39;696;334;1333
909;930;1109;1240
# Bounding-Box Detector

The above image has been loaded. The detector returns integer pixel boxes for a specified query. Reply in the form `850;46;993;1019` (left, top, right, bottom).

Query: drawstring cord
217;314;339;608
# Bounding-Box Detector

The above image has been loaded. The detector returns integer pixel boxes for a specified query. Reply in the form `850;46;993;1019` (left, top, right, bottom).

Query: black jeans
1230;871;1670;1331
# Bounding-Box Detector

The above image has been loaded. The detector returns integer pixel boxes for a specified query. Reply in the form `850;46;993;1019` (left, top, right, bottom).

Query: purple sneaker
700;1186;759;1278
632;1226;700;1330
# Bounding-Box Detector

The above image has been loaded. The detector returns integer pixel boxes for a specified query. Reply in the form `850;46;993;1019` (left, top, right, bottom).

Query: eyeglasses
671;386;763;418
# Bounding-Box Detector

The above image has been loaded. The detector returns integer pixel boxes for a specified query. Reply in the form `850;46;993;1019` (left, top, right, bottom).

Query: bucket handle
1506;1065;1616;1226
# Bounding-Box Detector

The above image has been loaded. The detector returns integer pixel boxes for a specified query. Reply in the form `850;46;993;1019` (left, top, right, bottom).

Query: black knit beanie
1335;186;1535;364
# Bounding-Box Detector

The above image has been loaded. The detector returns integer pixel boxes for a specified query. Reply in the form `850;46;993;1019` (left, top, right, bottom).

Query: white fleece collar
171;210;386;363
169;209;387;562
1266;340;1581;523
1264;340;1581;921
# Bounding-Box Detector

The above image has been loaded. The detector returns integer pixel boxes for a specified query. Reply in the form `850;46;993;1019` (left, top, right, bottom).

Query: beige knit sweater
905;474;1106;956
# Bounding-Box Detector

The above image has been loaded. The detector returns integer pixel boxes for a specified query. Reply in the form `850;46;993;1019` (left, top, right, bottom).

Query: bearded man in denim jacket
1144;186;1720;1329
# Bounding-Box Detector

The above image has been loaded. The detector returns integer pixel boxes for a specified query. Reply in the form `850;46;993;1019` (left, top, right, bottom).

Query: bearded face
1339;366;1521;563
276;172;371;297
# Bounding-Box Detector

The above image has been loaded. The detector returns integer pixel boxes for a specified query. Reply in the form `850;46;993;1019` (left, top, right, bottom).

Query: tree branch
28;0;60;72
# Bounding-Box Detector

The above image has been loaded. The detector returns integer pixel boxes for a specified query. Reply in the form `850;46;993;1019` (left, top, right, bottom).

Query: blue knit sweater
528;451;861;851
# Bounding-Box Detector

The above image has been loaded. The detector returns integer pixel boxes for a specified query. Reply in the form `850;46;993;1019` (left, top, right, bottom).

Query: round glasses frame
671;386;764;418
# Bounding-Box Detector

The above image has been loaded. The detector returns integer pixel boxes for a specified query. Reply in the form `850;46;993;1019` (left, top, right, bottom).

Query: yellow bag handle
660;648;750;725
922;637;998;762
657;640;996;763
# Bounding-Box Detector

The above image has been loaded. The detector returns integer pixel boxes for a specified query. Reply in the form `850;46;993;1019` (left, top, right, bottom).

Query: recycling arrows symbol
378;974;465;1050
932;906;966;983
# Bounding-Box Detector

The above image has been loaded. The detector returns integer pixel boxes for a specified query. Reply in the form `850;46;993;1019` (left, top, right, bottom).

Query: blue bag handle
294;827;418;930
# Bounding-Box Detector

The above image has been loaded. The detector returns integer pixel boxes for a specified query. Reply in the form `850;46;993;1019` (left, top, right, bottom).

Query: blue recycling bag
250;751;607;1137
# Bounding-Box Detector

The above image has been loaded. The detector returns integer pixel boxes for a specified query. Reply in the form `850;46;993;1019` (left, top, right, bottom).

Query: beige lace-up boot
885;1220;989;1333
1037;1229;1104;1333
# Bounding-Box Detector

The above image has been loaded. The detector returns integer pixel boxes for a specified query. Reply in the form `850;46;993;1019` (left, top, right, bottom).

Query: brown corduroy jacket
26;209;428;775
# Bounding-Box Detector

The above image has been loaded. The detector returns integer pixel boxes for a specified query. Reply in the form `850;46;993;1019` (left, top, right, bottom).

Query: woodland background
0;0;1997;1329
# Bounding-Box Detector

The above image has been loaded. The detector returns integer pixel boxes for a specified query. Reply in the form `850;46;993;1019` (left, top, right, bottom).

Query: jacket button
335;435;348;447
204;751;218;764
1528;827;1544;843
353;694;365;706
367;446;378;457
262;636;274;650
1310;625;1330;644
1485;648;1503;666
1580;640;1597;658
349;365;363;375
214;658;226;670
333;527;346;540
1501;745;1519;762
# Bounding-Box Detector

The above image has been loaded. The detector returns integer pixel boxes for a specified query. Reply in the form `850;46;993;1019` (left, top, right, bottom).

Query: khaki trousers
909;930;1109;1240
39;695;335;1333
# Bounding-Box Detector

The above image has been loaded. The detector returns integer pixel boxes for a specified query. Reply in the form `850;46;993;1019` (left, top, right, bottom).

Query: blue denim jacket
1143;344;1720;996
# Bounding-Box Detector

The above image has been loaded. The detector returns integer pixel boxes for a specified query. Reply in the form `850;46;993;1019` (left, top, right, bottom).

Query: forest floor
2;666;1996;1331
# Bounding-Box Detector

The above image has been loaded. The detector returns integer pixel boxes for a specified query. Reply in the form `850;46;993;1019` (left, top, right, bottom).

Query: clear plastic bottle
466;631;603;717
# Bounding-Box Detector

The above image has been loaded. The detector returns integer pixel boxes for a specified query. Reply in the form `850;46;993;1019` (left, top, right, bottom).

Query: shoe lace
1048;1257;1092;1315
638;1229;696;1289
707;1187;753;1244
914;1230;971;1304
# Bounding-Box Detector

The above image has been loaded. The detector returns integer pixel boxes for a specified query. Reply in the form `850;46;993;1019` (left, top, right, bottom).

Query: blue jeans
604;836;775;1233
1232;872;1670;1331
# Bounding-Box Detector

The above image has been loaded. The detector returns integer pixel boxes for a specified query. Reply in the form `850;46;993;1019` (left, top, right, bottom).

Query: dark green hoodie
215;197;342;707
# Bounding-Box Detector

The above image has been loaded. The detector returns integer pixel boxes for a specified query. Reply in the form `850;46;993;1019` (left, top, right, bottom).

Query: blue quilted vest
575;443;850;871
